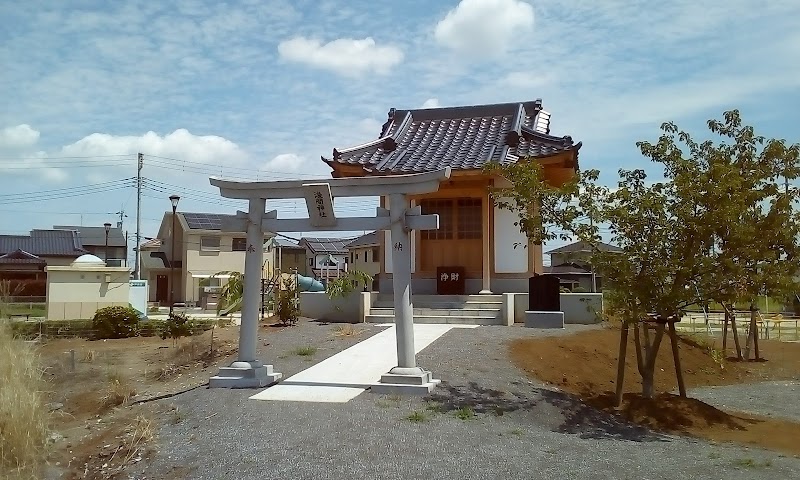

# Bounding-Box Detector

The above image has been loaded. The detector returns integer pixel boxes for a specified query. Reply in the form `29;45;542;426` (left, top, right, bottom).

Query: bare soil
509;326;800;455
37;324;241;479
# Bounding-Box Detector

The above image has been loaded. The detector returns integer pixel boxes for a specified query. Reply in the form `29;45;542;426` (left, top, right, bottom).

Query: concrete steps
367;294;505;326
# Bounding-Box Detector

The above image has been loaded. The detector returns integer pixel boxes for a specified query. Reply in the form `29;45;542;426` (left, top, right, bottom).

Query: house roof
272;237;305;250
546;240;622;255
54;225;126;247
179;212;238;231
322;99;581;174
0;249;46;264
299;237;354;255
139;238;162;249
544;263;592;274
347;231;379;249
0;230;87;257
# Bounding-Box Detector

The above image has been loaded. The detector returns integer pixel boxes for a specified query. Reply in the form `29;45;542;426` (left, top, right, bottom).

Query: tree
213;271;243;315
493;110;800;400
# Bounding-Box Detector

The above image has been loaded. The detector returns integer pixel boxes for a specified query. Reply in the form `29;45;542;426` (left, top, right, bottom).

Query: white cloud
434;0;534;58
277;36;404;76
421;98;441;108
0;124;40;149
59;129;249;165
261;153;305;173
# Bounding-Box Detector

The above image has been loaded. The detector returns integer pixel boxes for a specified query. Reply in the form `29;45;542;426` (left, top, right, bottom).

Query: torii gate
208;168;451;394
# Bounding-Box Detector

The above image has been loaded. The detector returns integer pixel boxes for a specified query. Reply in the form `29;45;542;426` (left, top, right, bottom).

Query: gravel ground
687;381;800;422
128;323;800;480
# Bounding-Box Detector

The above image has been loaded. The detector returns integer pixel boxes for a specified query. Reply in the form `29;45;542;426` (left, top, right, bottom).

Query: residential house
139;212;275;306
545;240;622;291
298;237;353;281
347;231;379;290
54;225;127;266
322;99;581;294
0;229;88;297
268;237;307;276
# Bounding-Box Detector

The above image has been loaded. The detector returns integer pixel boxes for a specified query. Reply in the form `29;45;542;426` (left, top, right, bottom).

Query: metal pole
104;230;109;266
389;193;416;369
169;205;177;315
238;197;265;362
135;153;142;279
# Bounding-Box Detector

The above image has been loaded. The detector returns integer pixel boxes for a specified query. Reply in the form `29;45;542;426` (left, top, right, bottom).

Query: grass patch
510;428;524;436
0;323;49;478
733;458;772;469
333;324;363;337
425;402;443;413
406;411;426;423
293;346;317;357
101;369;136;409
454;406;475;420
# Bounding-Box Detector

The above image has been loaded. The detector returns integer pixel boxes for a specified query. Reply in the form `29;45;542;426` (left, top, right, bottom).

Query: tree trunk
614;321;629;407
634;320;665;399
730;311;743;360
722;308;729;353
668;321;687;397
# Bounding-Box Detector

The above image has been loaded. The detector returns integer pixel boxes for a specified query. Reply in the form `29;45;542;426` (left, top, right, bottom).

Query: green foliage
91;305;140;339
484;161;600;246
213;271;243;314
293;346;317;356
453;406;475;420
406;411;426;423
276;276;299;326
159;311;196;343
325;269;374;299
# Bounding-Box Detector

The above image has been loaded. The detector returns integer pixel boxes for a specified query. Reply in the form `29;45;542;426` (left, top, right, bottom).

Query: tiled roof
322;99;580;174
546;240;622;254
0;230;87;257
347;231;379;248
299;237;355;255
180;212;238;230
54;225;126;247
272;237;305;249
544;263;591;274
0;249;46;264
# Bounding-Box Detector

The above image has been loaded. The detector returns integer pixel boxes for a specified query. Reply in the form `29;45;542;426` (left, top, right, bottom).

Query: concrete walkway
250;323;478;403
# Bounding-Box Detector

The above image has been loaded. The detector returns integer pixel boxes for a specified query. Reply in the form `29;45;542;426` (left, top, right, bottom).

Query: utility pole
135;153;143;279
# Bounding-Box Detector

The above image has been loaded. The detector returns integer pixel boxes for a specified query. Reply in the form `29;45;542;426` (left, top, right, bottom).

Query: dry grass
82;349;97;363
101;369;136;409
333;324;364;337
0;323;49;479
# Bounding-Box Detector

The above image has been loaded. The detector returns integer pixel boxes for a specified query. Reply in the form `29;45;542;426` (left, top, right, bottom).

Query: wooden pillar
479;190;492;294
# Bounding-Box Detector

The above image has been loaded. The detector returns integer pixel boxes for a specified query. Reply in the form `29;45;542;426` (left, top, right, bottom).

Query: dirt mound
510;326;800;454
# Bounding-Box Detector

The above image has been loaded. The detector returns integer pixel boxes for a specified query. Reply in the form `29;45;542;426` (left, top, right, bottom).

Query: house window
420;198;481;240
200;237;220;252
372;246;379;262
232;238;247;251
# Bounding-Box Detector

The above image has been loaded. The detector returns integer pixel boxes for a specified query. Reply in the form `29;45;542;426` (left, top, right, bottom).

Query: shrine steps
365;294;504;326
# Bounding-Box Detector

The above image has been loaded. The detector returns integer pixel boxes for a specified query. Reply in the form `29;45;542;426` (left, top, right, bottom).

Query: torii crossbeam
208;168;451;394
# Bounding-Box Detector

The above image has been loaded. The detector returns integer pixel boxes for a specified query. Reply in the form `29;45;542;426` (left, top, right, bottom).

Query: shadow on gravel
428;381;667;443
538;389;668;442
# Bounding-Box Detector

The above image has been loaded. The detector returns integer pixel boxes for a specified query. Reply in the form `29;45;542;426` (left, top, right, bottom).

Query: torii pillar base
209;361;282;389
372;366;441;396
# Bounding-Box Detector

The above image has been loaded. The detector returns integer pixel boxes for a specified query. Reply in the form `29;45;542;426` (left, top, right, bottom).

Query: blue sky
1;0;799;257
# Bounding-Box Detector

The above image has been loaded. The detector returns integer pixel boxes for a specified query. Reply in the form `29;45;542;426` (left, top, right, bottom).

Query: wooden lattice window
420;198;481;240
457;198;482;239
420;199;454;240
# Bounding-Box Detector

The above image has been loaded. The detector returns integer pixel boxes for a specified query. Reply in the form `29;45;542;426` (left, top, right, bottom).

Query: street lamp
103;222;112;266
169;195;180;315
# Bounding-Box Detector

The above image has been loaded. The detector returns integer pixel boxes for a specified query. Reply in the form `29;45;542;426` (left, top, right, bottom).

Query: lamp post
103;222;111;266
169;195;180;315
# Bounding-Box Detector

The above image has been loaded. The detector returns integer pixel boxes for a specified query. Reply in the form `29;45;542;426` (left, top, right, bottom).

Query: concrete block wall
510;293;603;324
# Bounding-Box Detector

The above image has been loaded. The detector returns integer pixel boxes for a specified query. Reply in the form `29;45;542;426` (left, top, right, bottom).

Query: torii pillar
208;168;451;394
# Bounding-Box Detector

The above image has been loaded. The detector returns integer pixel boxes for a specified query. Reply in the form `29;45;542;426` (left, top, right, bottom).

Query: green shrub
92;306;140;339
159;312;196;344
276;277;300;326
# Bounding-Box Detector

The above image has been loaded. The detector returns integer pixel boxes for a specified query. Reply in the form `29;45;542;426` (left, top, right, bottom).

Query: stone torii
208;168;451;394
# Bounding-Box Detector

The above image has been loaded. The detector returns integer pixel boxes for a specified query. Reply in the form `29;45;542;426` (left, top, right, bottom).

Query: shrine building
322;99;581;295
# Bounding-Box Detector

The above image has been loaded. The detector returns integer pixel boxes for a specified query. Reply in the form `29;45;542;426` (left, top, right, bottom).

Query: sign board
129;280;149;318
436;266;465;295
303;183;337;228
